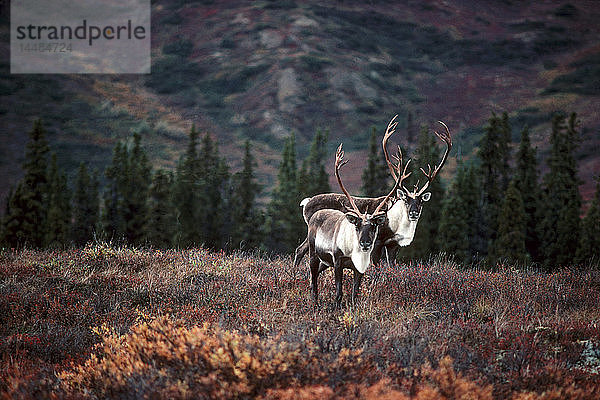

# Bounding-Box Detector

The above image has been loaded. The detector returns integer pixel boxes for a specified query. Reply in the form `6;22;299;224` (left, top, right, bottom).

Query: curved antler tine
394;145;403;165
335;144;361;215
419;164;433;177
335;144;348;168
373;160;403;215
386;118;398;133
373;156;413;215
382;115;400;181
416;121;452;194
417;182;430;196
435;121;452;144
403;158;412;177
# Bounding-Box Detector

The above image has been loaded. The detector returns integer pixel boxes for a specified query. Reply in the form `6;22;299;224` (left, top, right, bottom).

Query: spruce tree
477;113;505;260
147;169;176;248
303;128;330;197
361;126;390;197
438;163;482;265
540;113;582;268
100;133;152;246
2;120;49;247
403;126;445;260
173;125;201;247
44;154;71;247
513;126;541;261
465;165;486;261
297;160;310;199
230;141;264;250
576;178;600;264
0;187;13;246
101;142;128;242
2;183;29;247
71;163;99;246
438;164;470;264
494;179;527;264
197;133;230;249
499;111;512;191
265;134;304;254
124;132;151;246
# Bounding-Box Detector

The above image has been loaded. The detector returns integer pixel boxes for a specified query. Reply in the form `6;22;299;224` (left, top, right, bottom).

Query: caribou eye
372;215;387;226
421;192;431;202
345;213;361;226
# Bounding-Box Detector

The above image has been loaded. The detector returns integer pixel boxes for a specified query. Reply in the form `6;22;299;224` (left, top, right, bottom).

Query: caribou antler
335;144;362;216
416;121;452;195
382;115;399;181
373;147;412;215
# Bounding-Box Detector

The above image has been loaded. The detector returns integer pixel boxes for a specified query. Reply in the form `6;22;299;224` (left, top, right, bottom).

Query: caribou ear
396;189;407;201
421;192;431;202
345;213;361;226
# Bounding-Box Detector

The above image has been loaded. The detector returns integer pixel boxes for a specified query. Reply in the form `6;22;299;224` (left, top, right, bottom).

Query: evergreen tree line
358;111;599;268
1;115;598;269
436;112;599;268
0;121;329;253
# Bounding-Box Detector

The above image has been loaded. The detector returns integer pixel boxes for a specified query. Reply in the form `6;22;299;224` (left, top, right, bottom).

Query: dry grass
1;243;599;398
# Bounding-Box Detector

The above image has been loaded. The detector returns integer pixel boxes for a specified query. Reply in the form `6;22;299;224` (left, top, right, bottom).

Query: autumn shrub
2;244;600;399
59;315;377;399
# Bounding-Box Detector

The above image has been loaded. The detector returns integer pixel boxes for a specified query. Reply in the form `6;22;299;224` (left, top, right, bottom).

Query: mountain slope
1;0;599;204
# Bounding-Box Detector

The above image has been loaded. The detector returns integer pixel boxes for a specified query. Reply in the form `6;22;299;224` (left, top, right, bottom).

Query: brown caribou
306;143;408;307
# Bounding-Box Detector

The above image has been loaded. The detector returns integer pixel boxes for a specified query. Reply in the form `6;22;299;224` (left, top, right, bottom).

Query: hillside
1;244;599;398
1;0;600;204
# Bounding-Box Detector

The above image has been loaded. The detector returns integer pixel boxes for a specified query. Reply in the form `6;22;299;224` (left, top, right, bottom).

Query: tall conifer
100;133;151;245
495;179;527;264
513;126;541;261
499;111;512;191
576;178;600;264
44;154;71;247
438;163;471;263
72;163;99;246
303;128;330;197
361;127;389;197
540;113;581;268
265;134;303;254
231;141;264;250
173;125;201;247
2;120;49;247
101;142;128;241
197;133;230;249
124;132;151;246
438;163;482;264
147;169;176;248
478;113;505;260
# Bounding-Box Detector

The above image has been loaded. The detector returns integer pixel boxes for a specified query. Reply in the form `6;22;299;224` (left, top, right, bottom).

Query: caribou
294;115;452;269
306;144;408;308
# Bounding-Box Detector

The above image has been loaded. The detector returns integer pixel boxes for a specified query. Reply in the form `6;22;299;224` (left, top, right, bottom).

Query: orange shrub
60;316;378;399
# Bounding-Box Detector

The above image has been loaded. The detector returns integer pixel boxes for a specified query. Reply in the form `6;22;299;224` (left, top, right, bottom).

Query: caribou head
382;116;452;222
334;144;397;252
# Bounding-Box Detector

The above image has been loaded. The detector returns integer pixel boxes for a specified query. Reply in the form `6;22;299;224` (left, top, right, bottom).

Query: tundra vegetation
1;112;599;398
1;245;600;398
